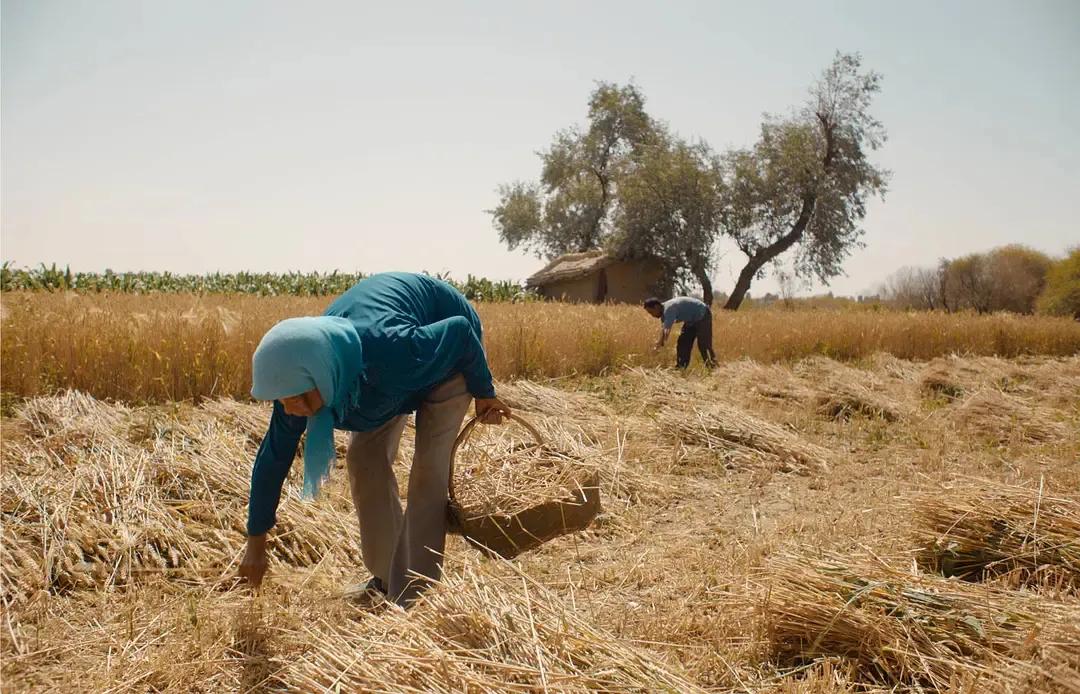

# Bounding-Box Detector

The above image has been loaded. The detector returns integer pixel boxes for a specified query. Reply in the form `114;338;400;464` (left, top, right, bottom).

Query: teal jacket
247;272;495;535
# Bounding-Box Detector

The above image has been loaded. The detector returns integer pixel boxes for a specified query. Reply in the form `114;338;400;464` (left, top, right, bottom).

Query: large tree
718;53;889;310
940;245;1052;314
610;134;723;303
489;82;725;302
490;82;657;259
1037;247;1080;320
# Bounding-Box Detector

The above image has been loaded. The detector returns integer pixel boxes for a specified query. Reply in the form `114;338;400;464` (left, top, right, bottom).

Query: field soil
2;354;1079;692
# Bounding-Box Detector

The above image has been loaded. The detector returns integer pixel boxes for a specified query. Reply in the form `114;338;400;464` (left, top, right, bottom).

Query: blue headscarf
250;317;365;498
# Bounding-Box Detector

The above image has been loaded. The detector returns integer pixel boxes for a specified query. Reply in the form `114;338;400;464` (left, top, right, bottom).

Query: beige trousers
346;374;472;607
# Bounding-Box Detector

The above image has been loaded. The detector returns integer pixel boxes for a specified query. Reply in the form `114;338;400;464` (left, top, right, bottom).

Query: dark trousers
675;310;716;369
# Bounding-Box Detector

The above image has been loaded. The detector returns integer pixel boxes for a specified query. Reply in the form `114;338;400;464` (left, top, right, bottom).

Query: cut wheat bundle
918;355;1015;400
1;392;362;606
759;552;1080;692
287;556;710;693
496;380;612;442
656;403;831;474
950;388;1071;445
197;397;269;445
813;384;902;422
866;352;922;381
713;359;814;404
912;478;1080;592
447;413;601;559
1006;355;1080;408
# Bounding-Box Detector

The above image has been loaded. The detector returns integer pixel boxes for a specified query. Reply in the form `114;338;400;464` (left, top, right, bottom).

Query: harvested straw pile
918;355;1014;399
656;403;831;474
625;366;830;472
759;553;1080;692
792;357;904;421
288;557;710;693
497;380;612;424
812;382;901;422
866;352;923;381
1006;355;1080;407
912;478;1080;592
714;360;814;403
1;391;708;693
451;415;601;518
1;391;361;607
716;357;902;422
494;380;613;445
949;388;1071;444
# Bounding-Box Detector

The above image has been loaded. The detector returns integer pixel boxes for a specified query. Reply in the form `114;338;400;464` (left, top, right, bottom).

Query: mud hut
526;251;665;303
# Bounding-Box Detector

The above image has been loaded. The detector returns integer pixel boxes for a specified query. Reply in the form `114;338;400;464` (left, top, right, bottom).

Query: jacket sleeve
393;315;496;399
246;400;306;536
662;306;677;331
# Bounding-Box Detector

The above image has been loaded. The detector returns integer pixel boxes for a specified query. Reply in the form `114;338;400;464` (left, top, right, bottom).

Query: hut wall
603;260;665;303
538;274;602;302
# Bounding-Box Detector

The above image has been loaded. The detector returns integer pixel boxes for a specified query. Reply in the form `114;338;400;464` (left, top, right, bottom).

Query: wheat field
3;292;1079;403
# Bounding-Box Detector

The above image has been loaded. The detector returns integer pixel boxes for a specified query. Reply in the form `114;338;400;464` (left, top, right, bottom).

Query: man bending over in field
238;272;510;608
643;296;717;369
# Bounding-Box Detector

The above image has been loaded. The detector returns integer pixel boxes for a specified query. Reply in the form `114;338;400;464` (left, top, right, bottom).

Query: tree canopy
1037;247;1080;319
489;83;657;260
718;53;889;309
882;244;1054;314
490;53;887;308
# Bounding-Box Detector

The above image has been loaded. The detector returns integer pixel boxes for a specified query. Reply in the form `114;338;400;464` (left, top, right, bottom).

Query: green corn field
0;262;535;301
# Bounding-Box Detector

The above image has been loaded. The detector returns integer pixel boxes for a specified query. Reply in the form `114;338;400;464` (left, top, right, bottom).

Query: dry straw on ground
287;558;710;693
758;552;1080;692
3;354;1078;693
912;478;1080;593
812;383;901;422
1;389;699;693
1;392;362;607
656;405;831;473
621;367;831;472
918;355;1017;399
949;388;1071;444
715;356;907;422
496;380;613;443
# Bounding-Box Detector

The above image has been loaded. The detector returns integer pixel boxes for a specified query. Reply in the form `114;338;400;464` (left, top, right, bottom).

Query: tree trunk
724;120;836;312
724;193;817;311
723;260;762;310
693;269;714;306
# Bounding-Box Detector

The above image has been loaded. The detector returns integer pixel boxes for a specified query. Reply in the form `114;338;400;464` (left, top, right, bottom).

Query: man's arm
655;325;672;349
655;305;675;348
239;400;305;587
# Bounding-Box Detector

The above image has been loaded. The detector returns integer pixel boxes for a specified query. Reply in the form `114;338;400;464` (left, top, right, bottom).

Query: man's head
643;297;663;319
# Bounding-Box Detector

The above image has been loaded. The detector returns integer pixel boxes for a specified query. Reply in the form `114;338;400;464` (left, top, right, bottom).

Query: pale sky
3;0;1078;297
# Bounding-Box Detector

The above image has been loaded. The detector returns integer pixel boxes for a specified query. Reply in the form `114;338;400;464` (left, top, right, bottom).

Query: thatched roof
526;250;614;287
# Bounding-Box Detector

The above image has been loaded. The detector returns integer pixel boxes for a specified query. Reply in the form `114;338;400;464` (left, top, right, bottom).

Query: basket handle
448;411;545;505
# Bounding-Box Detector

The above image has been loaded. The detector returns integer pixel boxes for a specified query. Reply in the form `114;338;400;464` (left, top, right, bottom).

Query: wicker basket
446;413;601;559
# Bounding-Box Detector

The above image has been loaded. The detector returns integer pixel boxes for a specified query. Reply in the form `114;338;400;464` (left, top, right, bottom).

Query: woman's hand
475;397;511;425
238;534;269;588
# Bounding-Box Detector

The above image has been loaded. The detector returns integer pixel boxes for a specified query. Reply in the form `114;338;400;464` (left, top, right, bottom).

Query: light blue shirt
661;296;709;330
